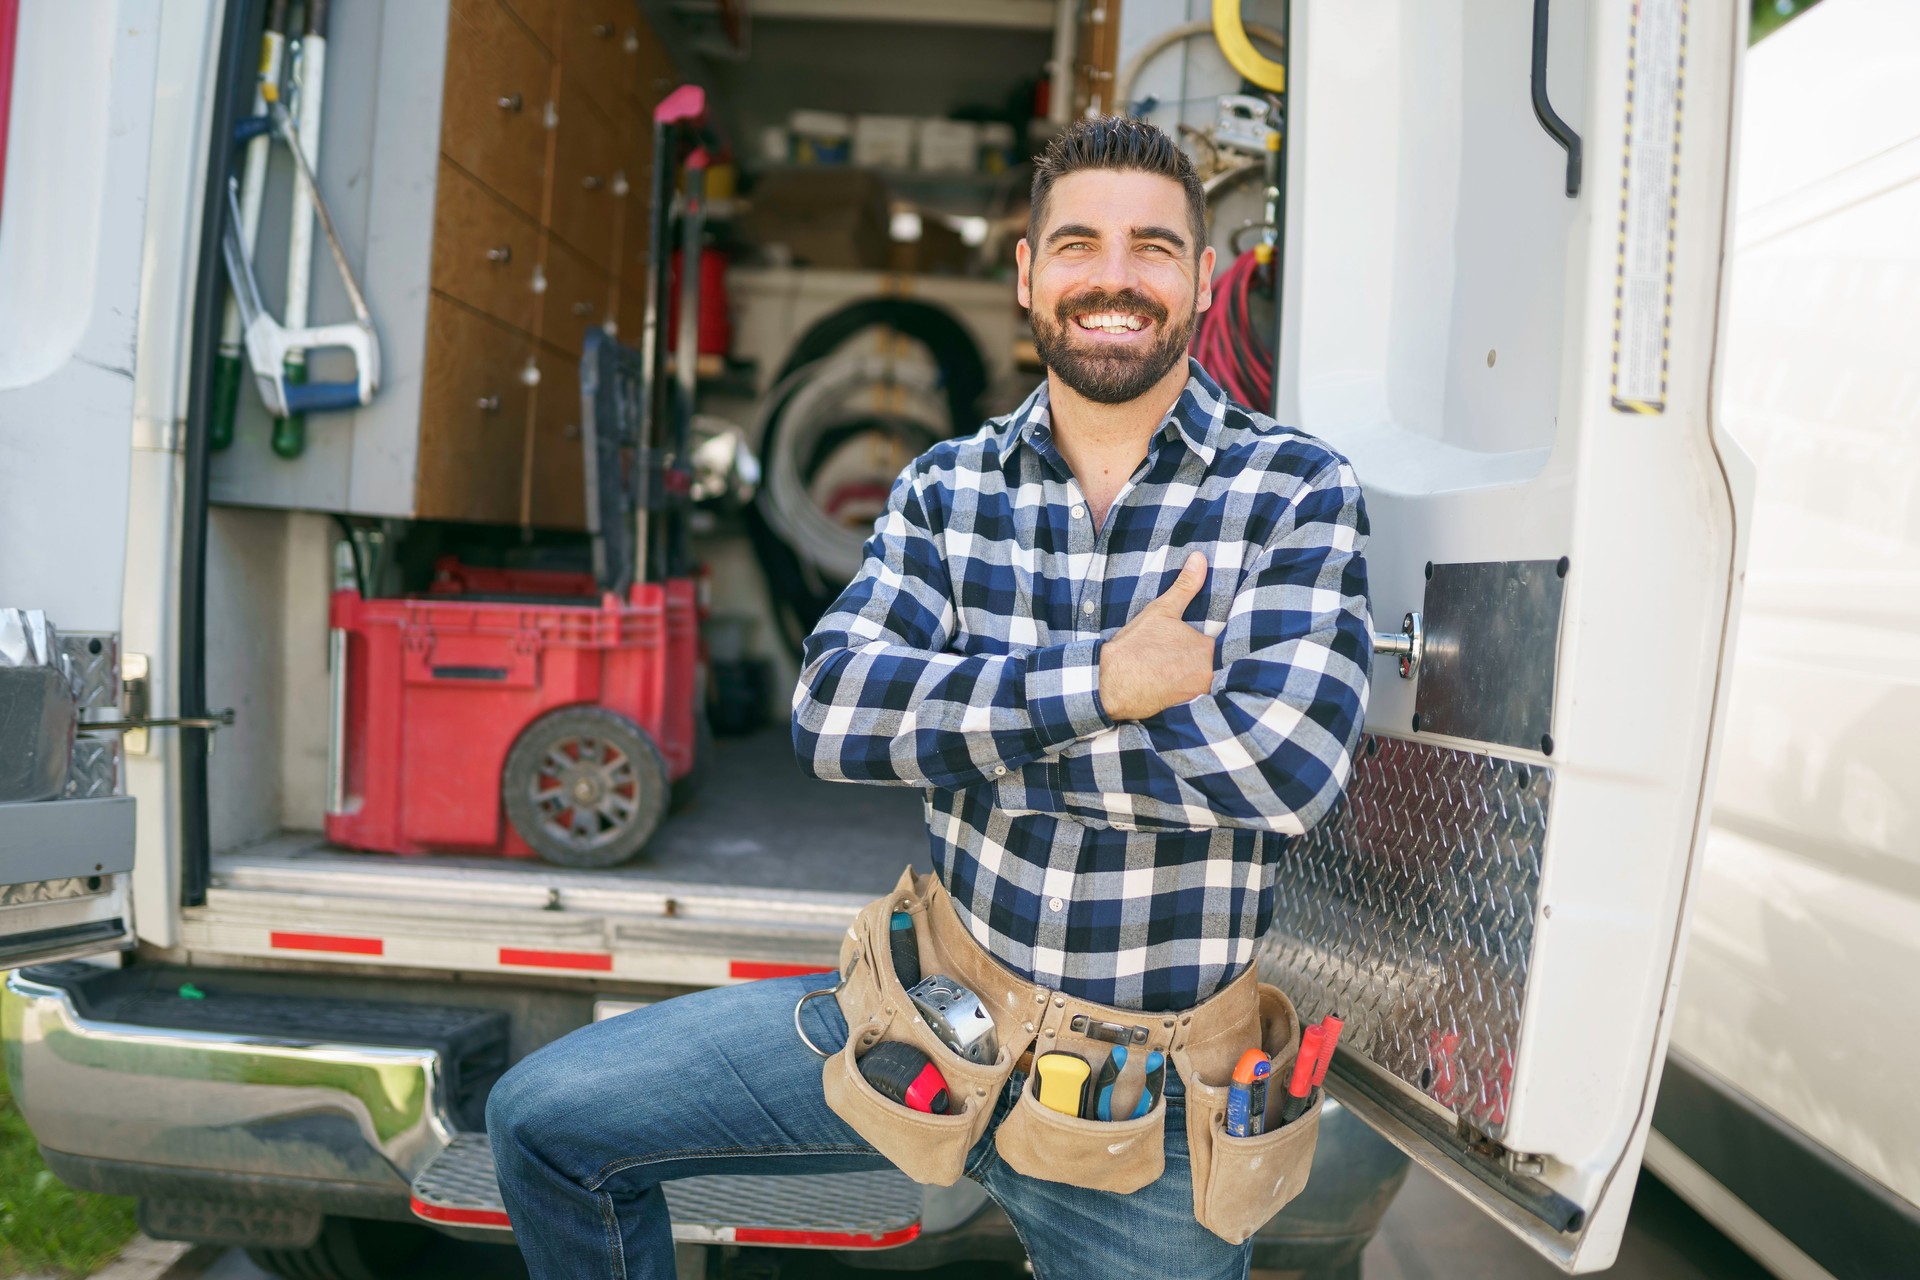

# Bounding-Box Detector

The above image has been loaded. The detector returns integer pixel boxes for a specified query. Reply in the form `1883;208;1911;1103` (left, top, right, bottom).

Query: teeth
1075;313;1148;333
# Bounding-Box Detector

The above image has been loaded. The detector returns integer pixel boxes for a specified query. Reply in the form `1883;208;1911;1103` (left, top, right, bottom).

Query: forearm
793;636;1110;790
1055;458;1372;832
1053;630;1368;832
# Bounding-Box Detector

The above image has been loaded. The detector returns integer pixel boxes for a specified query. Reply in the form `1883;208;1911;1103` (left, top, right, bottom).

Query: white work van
0;0;1750;1275
1645;2;1920;1276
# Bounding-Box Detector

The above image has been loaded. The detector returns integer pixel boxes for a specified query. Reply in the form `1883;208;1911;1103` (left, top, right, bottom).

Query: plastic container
325;578;700;859
979;122;1018;174
854;115;915;169
789;110;854;165
916;119;980;173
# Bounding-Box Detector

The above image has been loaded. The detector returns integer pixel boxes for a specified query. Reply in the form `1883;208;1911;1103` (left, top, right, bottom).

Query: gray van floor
220;728;933;896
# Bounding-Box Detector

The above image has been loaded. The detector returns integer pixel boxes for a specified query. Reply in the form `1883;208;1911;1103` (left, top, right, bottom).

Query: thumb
1148;551;1209;617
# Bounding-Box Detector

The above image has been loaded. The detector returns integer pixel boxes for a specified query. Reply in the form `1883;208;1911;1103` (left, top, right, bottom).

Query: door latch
100;654;235;755
1372;612;1425;679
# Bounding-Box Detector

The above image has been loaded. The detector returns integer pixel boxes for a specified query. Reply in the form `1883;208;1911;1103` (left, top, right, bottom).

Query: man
488;116;1371;1280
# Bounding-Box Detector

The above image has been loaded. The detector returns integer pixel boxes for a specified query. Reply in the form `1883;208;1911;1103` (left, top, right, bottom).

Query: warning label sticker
1610;0;1688;415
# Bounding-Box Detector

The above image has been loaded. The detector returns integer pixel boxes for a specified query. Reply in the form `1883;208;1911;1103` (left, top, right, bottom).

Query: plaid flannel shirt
793;361;1371;1011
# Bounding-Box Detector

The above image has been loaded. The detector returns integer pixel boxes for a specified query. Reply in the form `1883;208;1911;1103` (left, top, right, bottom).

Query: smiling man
488;117;1372;1280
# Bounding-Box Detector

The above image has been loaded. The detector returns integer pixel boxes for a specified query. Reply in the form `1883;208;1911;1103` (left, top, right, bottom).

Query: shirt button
1115;823;1134;832
1048;896;1064;912
1071;504;1086;519
993;765;1007;777
1081;600;1096;615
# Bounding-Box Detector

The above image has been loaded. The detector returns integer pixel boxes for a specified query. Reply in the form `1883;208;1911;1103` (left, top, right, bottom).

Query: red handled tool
1311;1015;1343;1090
1278;1024;1326;1126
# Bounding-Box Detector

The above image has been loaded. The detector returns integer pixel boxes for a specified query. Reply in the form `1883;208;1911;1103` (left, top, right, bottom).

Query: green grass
0;1062;137;1278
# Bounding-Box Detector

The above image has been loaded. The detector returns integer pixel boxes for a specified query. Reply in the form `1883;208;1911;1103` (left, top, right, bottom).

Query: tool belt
800;868;1322;1244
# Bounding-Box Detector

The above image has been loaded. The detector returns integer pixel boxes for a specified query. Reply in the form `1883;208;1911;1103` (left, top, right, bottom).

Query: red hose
1194;249;1274;412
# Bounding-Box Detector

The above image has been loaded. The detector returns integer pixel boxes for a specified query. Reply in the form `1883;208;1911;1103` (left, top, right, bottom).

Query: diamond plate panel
414;1132;923;1239
65;738;120;799
56;634;119;711
1259;733;1549;1138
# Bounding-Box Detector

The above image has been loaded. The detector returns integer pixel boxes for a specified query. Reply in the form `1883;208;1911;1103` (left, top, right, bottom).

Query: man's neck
1045;358;1191;519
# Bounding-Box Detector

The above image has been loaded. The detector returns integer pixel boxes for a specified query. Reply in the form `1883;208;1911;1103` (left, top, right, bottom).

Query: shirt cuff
1023;637;1111;749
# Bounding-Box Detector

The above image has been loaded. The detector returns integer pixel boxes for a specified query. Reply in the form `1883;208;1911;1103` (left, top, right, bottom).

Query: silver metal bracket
1372;611;1425;679
92;655;235;751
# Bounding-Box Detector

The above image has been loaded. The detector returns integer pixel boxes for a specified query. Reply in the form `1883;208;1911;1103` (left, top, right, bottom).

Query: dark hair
1027;116;1207;260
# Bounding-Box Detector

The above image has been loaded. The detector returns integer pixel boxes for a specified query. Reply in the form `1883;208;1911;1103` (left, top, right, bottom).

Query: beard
1030;287;1196;405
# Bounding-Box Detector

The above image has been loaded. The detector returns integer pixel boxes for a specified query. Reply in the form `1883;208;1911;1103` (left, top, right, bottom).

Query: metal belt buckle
1069;1014;1150;1046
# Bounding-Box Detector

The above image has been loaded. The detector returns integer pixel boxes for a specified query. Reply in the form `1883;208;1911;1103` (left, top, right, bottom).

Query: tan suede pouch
993;1057;1168;1194
1176;982;1322;1243
820;870;1324;1220
821;869;1031;1186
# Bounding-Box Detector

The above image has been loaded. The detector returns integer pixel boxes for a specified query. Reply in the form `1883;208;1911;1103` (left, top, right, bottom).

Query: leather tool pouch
1174;981;1322;1243
811;869;1323;1235
816;869;1025;1186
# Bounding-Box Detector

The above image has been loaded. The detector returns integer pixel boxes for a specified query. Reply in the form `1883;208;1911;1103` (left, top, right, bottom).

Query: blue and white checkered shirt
793;361;1371;1011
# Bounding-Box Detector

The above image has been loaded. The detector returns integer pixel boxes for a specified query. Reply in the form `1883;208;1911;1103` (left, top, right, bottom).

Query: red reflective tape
499;947;613;972
728;960;834;981
734;1223;921;1249
410;1196;511;1228
270;931;383;956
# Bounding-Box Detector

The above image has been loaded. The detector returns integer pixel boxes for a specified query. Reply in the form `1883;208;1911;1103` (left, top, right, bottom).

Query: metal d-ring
794;949;860;1059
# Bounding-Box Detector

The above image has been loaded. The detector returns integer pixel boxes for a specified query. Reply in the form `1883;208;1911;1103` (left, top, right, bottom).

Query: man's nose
1085;241;1143;295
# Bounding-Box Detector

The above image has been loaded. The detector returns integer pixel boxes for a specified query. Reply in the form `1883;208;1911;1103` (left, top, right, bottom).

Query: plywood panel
416;300;536;523
431;159;543;334
558;0;637;122
548;78;624;270
541;232;615;355
443;0;553;219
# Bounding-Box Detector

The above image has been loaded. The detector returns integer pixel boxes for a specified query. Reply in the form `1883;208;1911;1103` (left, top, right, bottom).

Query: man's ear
1196;244;1217;313
1015;238;1033;309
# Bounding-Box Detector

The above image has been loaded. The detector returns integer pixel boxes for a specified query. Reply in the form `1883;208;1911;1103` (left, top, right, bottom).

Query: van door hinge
103;654;235;755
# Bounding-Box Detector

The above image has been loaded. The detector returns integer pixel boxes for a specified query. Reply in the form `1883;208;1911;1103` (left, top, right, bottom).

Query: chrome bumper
2;970;456;1205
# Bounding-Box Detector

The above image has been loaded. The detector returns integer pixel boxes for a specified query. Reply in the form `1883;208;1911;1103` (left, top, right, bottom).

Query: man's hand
1097;551;1215;722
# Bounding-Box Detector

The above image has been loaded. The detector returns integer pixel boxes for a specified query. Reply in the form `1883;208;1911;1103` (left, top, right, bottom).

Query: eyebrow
1044;223;1190;252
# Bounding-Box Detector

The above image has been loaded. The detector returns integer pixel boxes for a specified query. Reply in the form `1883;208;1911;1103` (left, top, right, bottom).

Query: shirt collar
997;359;1227;474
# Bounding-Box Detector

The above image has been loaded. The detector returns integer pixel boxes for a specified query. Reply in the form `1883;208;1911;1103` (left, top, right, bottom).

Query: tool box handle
653;84;705;127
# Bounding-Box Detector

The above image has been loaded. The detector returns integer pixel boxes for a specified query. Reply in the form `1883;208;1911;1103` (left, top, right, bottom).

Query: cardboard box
888;216;973;276
854;115;915;170
739;169;892;271
916;119;981;173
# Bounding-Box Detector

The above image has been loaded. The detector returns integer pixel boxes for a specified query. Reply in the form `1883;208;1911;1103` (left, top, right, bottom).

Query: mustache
1055;290;1168;326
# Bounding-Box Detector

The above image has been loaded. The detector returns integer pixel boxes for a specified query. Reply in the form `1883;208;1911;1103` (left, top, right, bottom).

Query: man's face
1017;169;1215;405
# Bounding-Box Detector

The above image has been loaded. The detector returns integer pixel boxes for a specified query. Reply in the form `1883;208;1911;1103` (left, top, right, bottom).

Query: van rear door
1258;0;1751;1270
0;3;168;964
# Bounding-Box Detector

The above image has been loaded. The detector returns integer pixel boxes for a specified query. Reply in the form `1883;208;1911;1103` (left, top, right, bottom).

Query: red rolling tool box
324;86;716;868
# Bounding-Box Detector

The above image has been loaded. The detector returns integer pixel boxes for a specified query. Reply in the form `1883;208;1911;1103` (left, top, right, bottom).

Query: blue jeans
488;973;1253;1279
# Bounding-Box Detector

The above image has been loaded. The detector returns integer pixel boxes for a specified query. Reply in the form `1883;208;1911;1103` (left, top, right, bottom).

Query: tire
502;705;669;868
245;1217;430;1280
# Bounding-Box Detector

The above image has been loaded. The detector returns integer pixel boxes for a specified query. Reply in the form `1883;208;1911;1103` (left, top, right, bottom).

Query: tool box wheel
503;706;670;867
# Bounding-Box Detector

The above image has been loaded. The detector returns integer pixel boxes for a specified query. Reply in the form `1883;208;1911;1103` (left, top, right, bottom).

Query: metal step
411;1132;924;1250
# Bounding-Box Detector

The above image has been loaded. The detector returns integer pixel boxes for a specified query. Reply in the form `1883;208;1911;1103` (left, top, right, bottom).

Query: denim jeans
487;973;1253;1279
